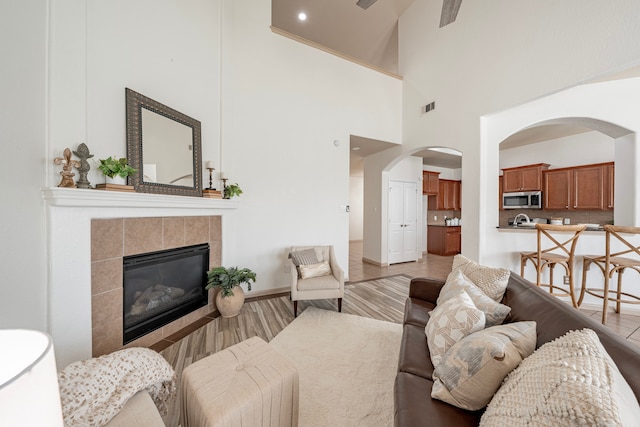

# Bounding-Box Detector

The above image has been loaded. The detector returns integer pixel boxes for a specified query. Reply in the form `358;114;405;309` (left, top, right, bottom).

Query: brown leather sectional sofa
394;272;640;426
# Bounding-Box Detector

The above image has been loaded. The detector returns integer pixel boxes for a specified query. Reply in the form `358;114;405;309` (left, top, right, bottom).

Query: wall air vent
421;101;436;115
356;0;377;10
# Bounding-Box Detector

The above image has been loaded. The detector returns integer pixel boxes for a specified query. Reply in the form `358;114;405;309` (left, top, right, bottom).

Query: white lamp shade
0;330;63;426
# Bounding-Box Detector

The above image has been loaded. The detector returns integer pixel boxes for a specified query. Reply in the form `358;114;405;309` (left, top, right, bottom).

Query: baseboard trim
246;286;291;299
580;301;640;316
362;257;388;267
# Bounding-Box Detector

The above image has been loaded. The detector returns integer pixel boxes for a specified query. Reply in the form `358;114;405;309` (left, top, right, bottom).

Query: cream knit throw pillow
438;269;511;327
451;254;510;302
480;329;640;426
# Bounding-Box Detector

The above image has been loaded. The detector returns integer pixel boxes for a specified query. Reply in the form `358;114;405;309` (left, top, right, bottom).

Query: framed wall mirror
126;88;203;197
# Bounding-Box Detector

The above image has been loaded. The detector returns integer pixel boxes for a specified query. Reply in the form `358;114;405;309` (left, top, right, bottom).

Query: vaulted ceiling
272;1;635;175
271;0;416;75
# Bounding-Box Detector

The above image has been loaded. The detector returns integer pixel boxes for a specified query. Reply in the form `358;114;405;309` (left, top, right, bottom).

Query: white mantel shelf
42;187;239;209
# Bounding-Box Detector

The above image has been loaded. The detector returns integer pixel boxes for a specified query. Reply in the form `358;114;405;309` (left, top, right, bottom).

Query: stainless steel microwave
502;191;542;209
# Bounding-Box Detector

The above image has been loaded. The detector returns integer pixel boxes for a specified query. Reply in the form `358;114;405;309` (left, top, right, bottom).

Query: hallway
348;240;453;283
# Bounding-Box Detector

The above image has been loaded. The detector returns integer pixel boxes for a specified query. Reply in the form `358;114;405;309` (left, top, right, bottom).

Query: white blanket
58;347;176;427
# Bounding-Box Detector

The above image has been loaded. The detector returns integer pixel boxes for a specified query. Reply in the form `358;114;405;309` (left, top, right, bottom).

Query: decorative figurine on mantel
72;143;94;189
53;148;80;188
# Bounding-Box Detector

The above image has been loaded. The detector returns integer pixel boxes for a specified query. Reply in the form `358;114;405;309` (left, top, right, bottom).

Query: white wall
2;0;402;352
398;0;640;262
46;0;221;185
423;165;462;180
500;131;614;171
0;0;48;331
349;176;364;241
223;0;401;285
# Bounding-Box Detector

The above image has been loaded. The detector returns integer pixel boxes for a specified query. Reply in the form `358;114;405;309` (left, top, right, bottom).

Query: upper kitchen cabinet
422;171;440;195
544;169;571;209
498;176;503;210
544;162;614;210
502;163;550;192
452;180;461;210
428;179;461;210
604;163;615;210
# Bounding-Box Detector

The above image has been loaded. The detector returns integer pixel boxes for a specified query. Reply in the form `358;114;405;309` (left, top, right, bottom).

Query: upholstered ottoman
180;336;299;427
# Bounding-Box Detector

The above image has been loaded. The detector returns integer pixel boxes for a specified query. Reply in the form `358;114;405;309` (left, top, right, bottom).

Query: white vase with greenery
206;266;256;318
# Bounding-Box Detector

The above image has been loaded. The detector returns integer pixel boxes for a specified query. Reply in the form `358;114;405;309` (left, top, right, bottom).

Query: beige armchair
288;245;344;317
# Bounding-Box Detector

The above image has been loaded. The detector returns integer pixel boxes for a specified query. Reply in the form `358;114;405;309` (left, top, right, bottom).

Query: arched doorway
352;142;462;269
480;77;640;273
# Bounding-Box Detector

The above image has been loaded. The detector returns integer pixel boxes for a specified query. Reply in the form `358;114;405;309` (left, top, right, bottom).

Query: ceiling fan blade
356;0;378;11
440;0;462;27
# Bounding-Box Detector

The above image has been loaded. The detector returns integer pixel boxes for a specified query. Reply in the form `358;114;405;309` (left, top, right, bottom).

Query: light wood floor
347;241;640;345
158;275;411;426
157;241;640;426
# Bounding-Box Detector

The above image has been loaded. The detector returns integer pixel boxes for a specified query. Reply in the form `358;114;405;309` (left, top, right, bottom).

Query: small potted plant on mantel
96;156;136;191
206;266;256;318
223;183;243;199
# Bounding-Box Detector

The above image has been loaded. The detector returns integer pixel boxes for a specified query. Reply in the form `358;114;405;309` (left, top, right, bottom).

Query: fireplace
123;243;209;343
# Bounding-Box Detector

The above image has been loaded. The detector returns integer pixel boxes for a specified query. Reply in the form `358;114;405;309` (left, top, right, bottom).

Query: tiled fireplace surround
43;188;236;368
91;216;222;357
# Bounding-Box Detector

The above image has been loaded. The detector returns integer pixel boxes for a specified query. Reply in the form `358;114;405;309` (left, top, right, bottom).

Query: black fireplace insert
123;243;209;344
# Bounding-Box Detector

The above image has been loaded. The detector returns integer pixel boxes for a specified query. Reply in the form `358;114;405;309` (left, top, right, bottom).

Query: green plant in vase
224;183;243;199
98;156;136;180
206;266;256;318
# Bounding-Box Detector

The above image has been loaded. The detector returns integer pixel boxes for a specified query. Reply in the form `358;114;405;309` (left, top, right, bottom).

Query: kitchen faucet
514;213;531;225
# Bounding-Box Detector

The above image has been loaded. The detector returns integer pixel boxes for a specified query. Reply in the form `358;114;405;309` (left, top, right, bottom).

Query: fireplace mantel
42;187;236;368
42;187;239;209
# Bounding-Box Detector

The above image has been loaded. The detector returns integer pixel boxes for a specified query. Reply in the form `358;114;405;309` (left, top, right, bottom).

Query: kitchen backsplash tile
498;209;613;227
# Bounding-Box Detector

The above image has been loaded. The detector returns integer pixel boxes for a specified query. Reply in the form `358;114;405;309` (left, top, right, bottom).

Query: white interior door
389;181;418;264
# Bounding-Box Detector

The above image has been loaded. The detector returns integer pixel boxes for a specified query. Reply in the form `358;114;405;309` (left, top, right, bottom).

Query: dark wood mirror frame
126;88;203;197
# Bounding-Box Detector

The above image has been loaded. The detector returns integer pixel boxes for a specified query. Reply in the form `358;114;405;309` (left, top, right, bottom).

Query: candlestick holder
206;167;215;190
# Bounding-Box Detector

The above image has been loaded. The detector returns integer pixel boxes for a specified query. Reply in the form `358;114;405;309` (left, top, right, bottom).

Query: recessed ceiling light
352;147;361;151
298;12;307;21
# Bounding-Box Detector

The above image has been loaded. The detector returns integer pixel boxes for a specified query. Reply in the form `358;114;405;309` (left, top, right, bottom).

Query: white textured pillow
451;254;510;302
431;321;536;411
481;329;640;427
426;290;486;368
289;248;321;266
298;260;332;279
438;270;511;327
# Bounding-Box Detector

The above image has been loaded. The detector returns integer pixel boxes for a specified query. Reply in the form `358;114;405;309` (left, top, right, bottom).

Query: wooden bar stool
579;225;640;324
520;224;587;307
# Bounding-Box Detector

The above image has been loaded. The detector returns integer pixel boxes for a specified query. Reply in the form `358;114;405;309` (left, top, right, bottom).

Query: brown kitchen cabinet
544;169;571;209
422;171;440;195
498;176;503;210
604;163;615;210
502;163;549;192
428;179;461;210
543;162;614;210
427;225;461;256
452;180;461;210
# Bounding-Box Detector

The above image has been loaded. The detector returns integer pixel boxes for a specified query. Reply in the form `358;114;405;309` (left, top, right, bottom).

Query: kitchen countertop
428;224;461;227
496;225;604;232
